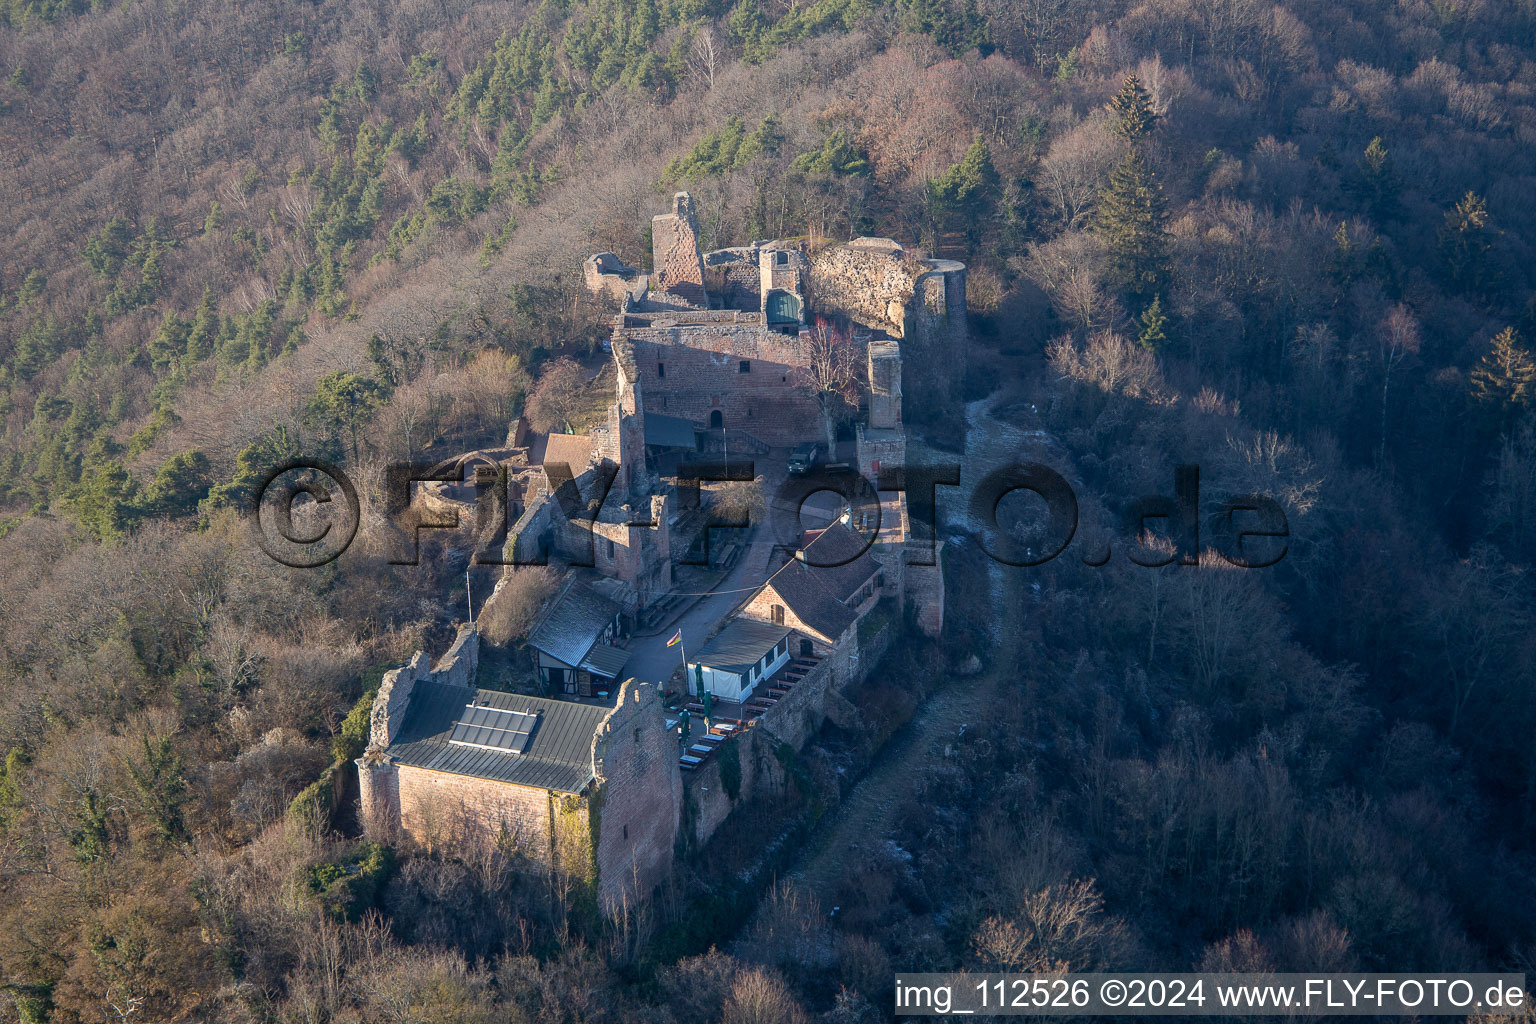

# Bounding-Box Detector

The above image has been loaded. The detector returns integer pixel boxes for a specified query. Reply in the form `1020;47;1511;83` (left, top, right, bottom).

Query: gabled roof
386;682;610;793
693;618;791;674
528;579;622;669
759;521;879;639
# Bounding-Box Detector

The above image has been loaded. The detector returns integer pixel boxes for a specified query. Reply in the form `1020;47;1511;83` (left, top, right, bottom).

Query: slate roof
644;413;698;449
528;579;622;669
386;681;609;793
761;521;880;638
579;644;631;680
693;619;791;674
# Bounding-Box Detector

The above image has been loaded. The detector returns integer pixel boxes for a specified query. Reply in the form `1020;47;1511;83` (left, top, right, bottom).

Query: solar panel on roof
448;703;539;754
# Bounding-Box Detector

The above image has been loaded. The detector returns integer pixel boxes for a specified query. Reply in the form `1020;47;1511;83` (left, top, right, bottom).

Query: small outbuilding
687;618;793;702
528;578;630;696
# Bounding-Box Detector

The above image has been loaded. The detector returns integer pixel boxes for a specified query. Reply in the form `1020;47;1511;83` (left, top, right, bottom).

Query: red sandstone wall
624;329;824;446
397;764;557;861
592;680;682;914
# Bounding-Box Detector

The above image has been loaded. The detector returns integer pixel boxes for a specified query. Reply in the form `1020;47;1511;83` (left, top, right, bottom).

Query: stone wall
592;679;682;913
622;326;822;446
684;618;879;847
396;764;560;860
908;261;968;412
805;240;918;336
650;193;707;307
703;246;763;310
367;626;480;752
867;339;902;429
584;252;646;304
856;426;905;481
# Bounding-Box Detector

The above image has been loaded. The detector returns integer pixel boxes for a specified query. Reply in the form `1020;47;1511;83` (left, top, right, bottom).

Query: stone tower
867;339;902;430
909;259;968;410
651;193;707;308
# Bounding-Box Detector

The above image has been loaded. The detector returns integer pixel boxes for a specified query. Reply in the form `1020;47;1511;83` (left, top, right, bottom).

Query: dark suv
787;442;820;475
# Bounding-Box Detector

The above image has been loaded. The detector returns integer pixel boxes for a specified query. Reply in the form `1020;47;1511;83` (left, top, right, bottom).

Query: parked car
787;442;822;475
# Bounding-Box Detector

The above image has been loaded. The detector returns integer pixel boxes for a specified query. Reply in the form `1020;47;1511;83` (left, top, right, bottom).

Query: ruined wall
584;252;646;304
856;426;905;482
367;627;480;751
623;326;822;446
805;240;917;335
587;495;671;601
396;764;560;860
908;261;968;412
687;725;784;846
357;756;401;840
359;626;482;842
685;633;867;847
703;246;763;310
867;339;902;429
592;679;682;913
650;193;707;308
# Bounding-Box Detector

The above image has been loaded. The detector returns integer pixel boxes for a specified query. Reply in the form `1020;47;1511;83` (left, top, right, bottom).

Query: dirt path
786;621;1018;903
756;388;1051;906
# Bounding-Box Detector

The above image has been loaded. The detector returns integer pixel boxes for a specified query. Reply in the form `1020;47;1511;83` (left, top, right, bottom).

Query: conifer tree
1438;191;1496;294
1094;148;1171;300
1138;294;1168;351
1471;327;1536;416
1353;136;1399;219
1108;75;1158;142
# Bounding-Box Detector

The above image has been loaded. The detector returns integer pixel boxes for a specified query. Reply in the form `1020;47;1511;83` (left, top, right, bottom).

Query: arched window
709;410;723;429
770;604;785;625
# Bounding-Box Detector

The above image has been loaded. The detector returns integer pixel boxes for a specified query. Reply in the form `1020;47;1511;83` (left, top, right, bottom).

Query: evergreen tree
147;309;189;374
1094;148;1171;300
140;450;212;516
929;136;998;245
1471;327;1536;420
308;371;386;463
65;455;135;541
126;735;189;846
185;290;218;362
1138;294;1168;351
1353;136;1399;219
1438;191;1496;295
1108;75;1158;142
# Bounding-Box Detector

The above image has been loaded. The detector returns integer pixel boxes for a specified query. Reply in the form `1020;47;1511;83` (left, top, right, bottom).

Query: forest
1;0;1535;1018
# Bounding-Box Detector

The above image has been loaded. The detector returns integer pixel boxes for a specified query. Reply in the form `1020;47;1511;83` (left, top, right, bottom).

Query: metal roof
579;644;631;680
449;704;538;753
644;413;698;449
528;579;622;669
386;681;610;793
692;618;792;674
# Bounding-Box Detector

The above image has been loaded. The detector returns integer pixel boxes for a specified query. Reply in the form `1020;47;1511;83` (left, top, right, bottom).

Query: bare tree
1376;303;1421;467
794;323;861;451
526;358;592;434
689;25;724;91
479;566;561;646
1047;329;1163;398
1017;232;1117;333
